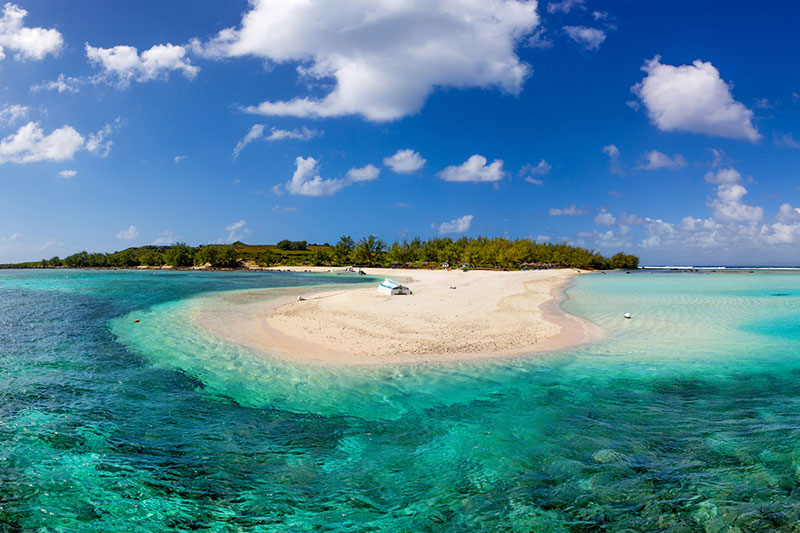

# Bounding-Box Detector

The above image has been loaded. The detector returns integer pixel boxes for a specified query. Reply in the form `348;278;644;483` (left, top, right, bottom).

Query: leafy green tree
108;250;138;267
254;250;278;267
332;236;355;266
276;240;308;251
309;248;332;266
610;252;639;270
164;243;194;267
195;245;239;268
140;250;164;266
352;235;386;266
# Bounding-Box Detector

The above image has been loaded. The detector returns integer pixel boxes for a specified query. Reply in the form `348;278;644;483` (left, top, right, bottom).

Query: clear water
3;269;800;531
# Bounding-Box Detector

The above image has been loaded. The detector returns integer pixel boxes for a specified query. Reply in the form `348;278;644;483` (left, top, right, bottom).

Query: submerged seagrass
3;268;800;530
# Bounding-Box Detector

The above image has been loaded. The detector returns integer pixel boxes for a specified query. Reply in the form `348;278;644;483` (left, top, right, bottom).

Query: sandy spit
195;267;603;366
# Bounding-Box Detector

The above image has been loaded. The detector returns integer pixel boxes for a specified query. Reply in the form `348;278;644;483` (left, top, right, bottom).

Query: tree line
30;236;639;271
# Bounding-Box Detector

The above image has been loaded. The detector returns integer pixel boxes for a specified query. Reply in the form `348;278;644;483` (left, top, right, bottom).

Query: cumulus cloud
563;26;606;50
710;183;763;223
58;169;76;178
602;144;622;174
174;155;188;164
282;156;380;196
632;56;760;142
196;0;540;121
774;132;800;149
547;0;584;14
285;157;345;196
595;210;616;225
153;230;178;245
519;159;551;184
637;150;687;170
223;219;251;242
86;43;199;87
0;104;28;126
0;121;84;164
437;214;474;234
704;167;742;185
0;3;63;61
0;119;121;164
116;225;139;240
346;164;380;183
439;154;505;183
31;73;83;94
776;203;800;224
526;28;553;49
266;126;320;141
383;149;426;174
233;124;320;159
549;204;586;216
86;118;122;157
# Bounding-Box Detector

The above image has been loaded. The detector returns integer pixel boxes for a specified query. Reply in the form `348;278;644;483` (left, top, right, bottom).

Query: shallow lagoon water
4;269;800;530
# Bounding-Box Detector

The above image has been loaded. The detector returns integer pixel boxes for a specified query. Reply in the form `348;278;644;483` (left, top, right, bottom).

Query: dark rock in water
771;293;789;297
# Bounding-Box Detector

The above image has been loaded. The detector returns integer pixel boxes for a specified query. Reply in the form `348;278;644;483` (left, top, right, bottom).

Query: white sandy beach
195;267;602;365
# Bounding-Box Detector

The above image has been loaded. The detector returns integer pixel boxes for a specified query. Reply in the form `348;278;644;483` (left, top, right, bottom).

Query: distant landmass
1;236;639;271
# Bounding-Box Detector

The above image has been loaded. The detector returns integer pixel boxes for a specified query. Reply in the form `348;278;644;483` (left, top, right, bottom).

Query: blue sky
1;0;800;265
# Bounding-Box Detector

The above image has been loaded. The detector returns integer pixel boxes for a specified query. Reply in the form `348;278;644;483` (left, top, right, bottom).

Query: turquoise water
4;269;800;530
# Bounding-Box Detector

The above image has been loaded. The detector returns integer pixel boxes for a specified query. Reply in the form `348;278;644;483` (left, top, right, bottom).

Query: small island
2;235;640;271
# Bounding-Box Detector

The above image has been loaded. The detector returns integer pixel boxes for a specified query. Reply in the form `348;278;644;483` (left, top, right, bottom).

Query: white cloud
232;124;265;159
197;0;539;121
519;160;550;184
595;210;616;225
776;203;800;224
708;148;728;168
86;43;199;87
174;155;188;164
437;214;473;234
774;132;800;149
753;98;772;110
233;124;320;159
31;73;83;94
285;157;345;196
272;205;298;212
58;169;76;178
535;234;551;242
346;163;380;183
709;183;763;223
704;167;741;184
224;219;251;242
116;225;139;240
0;3;63;61
549;204;586;216
602;144;622;174
0;121;84;164
592;11;608;20
526;28;553;49
0;104;28;126
85;118;121;157
637;150;687;170
632;56;760;142
282;157;382;196
266;126;320;141
547;0;584;14
563;26;606;50
153;230;177;245
383;149;426;174
439;154;505;183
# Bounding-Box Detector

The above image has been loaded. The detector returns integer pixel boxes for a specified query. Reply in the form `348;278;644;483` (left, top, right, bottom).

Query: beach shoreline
193;267;603;366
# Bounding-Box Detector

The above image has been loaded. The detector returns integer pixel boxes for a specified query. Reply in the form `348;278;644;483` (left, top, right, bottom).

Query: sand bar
195;267;602;366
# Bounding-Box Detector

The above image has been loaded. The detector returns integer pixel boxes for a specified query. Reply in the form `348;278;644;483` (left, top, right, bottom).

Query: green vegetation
1;237;639;271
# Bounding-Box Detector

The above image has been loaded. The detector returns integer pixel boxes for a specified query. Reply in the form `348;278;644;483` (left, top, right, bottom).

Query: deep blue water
3;269;800;531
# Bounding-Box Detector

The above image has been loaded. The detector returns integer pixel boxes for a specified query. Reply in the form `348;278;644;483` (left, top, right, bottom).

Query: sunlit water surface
3;269;800;531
